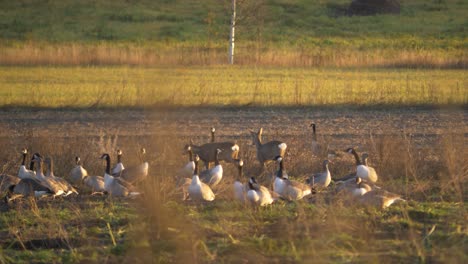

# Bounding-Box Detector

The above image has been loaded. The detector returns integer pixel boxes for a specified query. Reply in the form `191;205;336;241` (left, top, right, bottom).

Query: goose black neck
248;181;254;190
211;131;215;143
362;157;368;166
194;159;199;176
312;124;316;134
188;149;193;162
276;159;284;178
21;152;27;166
117;154;121;163
214;150;220;166
351;149;362;165
105;156;111;174
29;160;35;170
238;165;243;180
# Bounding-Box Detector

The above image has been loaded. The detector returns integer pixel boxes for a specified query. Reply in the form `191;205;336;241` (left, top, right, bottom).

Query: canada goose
186;140;239;169
250;128;287;168
246;177;275;206
82;175;106;194
178;145;195;179
346;147;378;183
44;157;78;196
7;177;51;201
306;160;331;189
274;156;311;201
69;156;88;184
199;149;223;187
101;153;139;197
356;183;405;209
360;153;378;183
32;156;66;197
18;149;37;179
210;127;216;143
0;174;20;194
115;148;149;185
188;154;215;202
233;159;247;202
111;149;125;175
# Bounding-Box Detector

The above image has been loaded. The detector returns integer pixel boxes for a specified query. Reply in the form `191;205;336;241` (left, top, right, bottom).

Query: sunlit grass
0;66;465;108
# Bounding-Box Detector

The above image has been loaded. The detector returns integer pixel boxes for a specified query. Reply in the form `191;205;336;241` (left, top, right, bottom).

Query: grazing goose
101;153;139;197
69;156;88;184
116;148;149;185
233;159;247;202
188;154;215;202
210;127;216;143
111;149;125;175
346;147;378;183
18;149;37;179
306;160;332;190
186;140;239;169
251;128;287;168
274;156;311;201
44;157;78;196
199;149;223;187
246;177;275;206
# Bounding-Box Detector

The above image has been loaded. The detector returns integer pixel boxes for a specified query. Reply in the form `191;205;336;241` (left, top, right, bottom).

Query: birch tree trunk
228;0;236;64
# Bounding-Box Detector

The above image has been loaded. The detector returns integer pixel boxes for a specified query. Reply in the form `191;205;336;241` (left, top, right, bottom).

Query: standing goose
246;177;275;206
188;154;215;202
44;157;78;196
274;156;311;201
116;148;149;185
178;145;195;179
346;147;378;183
360;153;378;183
18;149;37;179
306;160;332;190
310;123;322;156
101;153;139;197
111;149;125;175
250;128;287;168
199;149;223;187
70;156;88;184
233;159;247;202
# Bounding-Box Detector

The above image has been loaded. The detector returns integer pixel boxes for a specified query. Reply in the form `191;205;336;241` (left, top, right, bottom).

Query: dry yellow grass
0;66;465;108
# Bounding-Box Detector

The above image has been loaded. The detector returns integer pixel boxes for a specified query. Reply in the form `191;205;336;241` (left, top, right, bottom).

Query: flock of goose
0;124;405;209
1;148;148;201
178;126;405;209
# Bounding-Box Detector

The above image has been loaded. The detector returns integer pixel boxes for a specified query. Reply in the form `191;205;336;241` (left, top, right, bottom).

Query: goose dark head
100;153;110;160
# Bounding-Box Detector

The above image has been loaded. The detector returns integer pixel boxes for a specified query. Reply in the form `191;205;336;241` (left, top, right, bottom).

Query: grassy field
0;112;466;263
0;66;466;108
0;0;466;67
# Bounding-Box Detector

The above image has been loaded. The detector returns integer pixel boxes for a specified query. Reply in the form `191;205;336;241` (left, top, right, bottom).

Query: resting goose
346;147;378;183
44;157;78;196
188;154;215;202
274;156;311;201
70;156;88;184
246;177;275;206
353;177;405;209
199;149;223;187
233;159;247;202
116;148;149;185
306;160;331;190
32;156;66;197
111;149;125;175
0;174;20;195
18;149;37;179
7;177;51;201
101;153;139;197
82;175;106;194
